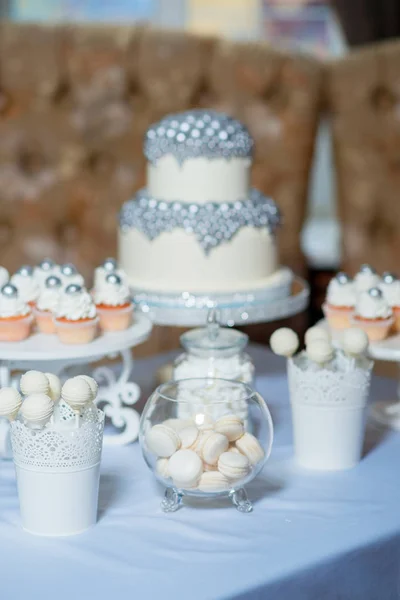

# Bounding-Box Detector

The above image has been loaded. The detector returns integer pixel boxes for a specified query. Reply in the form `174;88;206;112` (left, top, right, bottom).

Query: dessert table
1;346;400;600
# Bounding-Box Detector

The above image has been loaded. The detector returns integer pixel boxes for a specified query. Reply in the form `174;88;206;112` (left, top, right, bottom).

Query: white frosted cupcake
93;258;127;291
0;283;33;341
354;264;380;294
54;284;98;344
94;273;133;332
379;272;400;332
323;272;356;330
33;258;59;288
11;266;40;307
352;287;393;341
34;275;63;334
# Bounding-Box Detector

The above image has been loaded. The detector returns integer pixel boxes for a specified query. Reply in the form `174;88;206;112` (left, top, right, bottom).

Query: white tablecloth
1;346;400;600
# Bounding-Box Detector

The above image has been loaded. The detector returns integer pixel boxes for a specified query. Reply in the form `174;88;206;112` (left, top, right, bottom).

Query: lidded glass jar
174;309;254;385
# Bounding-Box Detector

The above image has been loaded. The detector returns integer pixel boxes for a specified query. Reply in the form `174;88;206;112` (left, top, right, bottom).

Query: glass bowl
139;378;273;513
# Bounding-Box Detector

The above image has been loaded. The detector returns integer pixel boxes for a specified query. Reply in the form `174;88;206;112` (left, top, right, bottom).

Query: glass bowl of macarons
139;378;273;513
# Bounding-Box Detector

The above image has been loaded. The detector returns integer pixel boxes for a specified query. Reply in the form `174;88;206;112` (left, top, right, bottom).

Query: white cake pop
342;328;369;358
0;388;22;420
305;326;331;347
61;377;93;412
21;393;54;428
270;328;299;358
76;375;98;401
20;370;49;397
44;373;61;403
307;339;334;367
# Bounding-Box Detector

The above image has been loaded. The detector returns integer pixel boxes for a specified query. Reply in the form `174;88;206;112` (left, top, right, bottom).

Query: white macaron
179;425;199;449
235;433;265;465
214;415;244;442
156;458;170;479
218;451;250;480
198;471;231;492
146;424;181;457
168;449;203;489
201;432;229;466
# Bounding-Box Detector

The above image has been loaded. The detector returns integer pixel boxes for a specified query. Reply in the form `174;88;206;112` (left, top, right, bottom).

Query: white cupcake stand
133;276;309;327
0;314;152;452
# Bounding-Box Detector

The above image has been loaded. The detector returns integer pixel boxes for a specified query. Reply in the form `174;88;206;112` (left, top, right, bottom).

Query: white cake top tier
145;110;253;204
144;110;253;164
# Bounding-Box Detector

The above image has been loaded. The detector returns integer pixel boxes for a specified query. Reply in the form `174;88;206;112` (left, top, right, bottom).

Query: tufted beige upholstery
327;40;400;276
0;23;321;353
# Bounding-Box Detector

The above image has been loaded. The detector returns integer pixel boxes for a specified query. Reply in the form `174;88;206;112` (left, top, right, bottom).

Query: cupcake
354;264;380;294
34;258;59;286
379;272;400;332
54;284;98;344
59;263;85;288
34;275;63;334
0;283;33;341
322;272;356;330
94;272;133;331
93;257;127;291
11;265;40;308
352;287;393;341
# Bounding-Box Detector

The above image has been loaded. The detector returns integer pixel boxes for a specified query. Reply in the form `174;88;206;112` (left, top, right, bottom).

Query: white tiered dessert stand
133;276;309;327
0;314;152;452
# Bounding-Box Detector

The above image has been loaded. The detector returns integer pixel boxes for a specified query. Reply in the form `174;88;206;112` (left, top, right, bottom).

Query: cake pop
342;328;369;368
21;393;54;428
305;326;331;347
44;373;61;403
61;377;93;427
0;388;22;420
270;328;299;358
20;370;50;397
307;339;334;368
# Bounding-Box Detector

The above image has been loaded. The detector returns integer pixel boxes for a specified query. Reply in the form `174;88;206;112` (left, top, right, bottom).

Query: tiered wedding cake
119;110;292;296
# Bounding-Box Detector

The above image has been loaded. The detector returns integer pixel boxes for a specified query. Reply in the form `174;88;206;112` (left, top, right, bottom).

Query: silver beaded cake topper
368;287;382;298
2;283;18;297
382;272;398;284
335;272;352;284
120;188;281;255
106;273;122;285
38;258;55;271
16;265;33;277
45;275;62;289
359;264;376;275
103;258;118;272
65;283;82;295
60;263;77;276
144;110;253;164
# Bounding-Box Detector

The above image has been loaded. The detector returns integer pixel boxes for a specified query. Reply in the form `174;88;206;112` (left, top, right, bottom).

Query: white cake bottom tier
119;226;292;293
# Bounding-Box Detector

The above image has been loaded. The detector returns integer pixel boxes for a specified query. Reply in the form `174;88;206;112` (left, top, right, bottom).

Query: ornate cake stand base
0;315;152;455
161;487;253;513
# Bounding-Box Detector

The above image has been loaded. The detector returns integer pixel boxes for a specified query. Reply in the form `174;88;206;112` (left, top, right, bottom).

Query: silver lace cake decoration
144;110;253;164
120;188;281;255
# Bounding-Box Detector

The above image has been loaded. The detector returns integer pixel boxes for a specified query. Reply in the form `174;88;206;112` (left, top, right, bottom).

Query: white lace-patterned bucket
10;407;105;536
287;352;373;471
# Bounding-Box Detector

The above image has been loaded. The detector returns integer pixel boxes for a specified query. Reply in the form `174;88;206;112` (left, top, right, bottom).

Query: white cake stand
0;314;152;449
133;276;309;327
320;320;400;431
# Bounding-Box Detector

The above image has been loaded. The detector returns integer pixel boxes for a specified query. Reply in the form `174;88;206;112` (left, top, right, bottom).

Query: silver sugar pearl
60;263;77;276
2;283;18;298
102;258;117;272
359;264;376;275
16;265;33;277
382;272;398;284
65;283;82;295
45;275;62;289
39;258;55;271
368;287;382;298
335;271;351;284
106;273;122;285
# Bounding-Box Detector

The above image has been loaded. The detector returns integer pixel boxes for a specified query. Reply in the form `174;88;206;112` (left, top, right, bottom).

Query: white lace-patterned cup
287;351;373;470
10;406;105;536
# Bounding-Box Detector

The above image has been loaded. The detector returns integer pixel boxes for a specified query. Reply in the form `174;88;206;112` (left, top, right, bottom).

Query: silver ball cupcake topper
382;272;398;284
106;273;121;285
45;275;62;289
39;258;55;271
1;283;18;298
103;258;118;272
359;264;377;275
16;265;33;277
65;283;83;296
368;287;382;298
335;272;351;284
60;263;77;277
